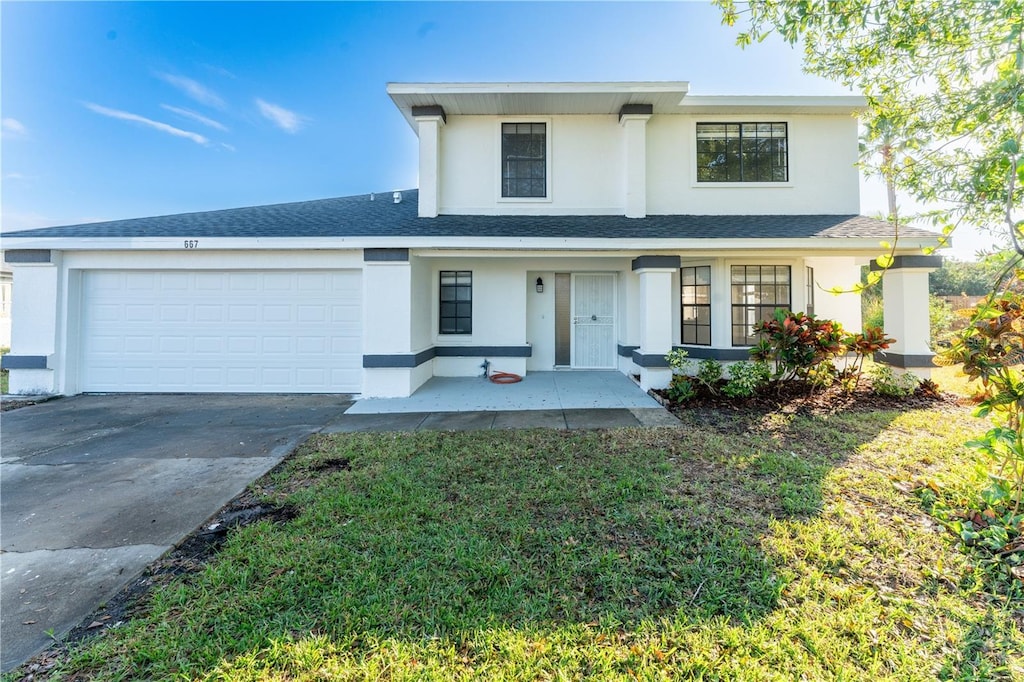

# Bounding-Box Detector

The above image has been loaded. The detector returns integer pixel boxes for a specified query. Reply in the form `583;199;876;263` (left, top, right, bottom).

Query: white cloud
83;102;210;146
156;72;225;109
220;143;237;152
4;172;28;180
256;98;307;134
160;104;229;132
2;118;28;137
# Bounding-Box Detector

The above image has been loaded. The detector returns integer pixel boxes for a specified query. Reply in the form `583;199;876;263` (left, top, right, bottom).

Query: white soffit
388;81;691;128
677;95;867;115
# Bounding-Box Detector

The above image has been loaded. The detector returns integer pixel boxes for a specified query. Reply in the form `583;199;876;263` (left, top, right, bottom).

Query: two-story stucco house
1;81;942;398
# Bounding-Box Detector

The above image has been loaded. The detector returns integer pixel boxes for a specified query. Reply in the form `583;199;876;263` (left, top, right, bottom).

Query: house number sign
183;240;200;249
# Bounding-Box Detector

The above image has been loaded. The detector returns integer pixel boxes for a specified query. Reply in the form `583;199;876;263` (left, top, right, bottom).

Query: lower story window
440;270;472;334
731;265;791;346
681;266;711;345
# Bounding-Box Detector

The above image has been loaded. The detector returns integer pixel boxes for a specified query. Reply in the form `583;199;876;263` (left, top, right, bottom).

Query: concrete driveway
0;394;352;673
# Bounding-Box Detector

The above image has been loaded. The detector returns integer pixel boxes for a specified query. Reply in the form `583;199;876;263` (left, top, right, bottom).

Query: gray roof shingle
2;189;939;241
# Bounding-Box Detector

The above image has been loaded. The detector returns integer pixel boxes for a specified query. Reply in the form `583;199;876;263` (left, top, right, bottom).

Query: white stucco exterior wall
646;114;860;215
434;112;860;217
438;115;625;215
7;260;60;394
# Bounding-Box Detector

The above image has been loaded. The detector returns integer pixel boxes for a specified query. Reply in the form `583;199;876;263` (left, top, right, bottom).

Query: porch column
632;255;679;391
362;248;428;397
2;250;60;394
620;104;652;219
874;255;942;378
412;105;446;218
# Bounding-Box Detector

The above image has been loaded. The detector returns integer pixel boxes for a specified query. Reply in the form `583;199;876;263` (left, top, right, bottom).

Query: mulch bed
653;378;966;423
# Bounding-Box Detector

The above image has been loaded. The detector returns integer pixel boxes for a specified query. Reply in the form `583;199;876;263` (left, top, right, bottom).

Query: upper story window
501;122;546;198
696;122;788;183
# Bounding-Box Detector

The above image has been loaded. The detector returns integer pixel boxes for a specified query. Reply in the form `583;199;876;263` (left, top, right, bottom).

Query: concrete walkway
345;370;662;414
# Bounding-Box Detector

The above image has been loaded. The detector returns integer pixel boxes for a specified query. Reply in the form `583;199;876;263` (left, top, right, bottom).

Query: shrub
722;361;771;398
869;364;919;397
666;374;697;402
750;309;847;384
664;348;692;374
844;326;896;390
696;358;724;393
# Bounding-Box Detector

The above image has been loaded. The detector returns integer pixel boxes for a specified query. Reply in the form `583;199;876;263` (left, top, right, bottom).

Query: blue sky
0;1;995;257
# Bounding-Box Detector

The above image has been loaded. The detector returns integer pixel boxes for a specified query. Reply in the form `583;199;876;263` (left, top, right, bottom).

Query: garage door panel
80;270;362;393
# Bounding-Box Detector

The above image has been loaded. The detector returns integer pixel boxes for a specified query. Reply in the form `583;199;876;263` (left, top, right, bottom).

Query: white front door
571;273;616;368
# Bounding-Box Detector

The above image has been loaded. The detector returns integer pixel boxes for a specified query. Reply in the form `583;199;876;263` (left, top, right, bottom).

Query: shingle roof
2;189;939;241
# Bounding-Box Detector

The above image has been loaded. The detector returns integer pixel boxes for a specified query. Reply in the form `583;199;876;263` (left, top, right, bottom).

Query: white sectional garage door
80;270;362;393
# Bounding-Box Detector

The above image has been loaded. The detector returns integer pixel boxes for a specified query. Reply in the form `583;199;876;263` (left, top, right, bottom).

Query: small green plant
696;357;724;393
664;348;692;374
666;374;697;402
869;364;919;397
722;360;770;398
843;326;897;390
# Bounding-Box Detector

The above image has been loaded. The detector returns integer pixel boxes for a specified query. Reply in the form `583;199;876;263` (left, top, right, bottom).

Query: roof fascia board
386;82;691;96
0;235;943;253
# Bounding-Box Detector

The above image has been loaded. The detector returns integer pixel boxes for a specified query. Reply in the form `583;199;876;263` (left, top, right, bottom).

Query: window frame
730;265;792;346
680;265;712;346
496;118;552;202
694;121;790;185
805;266;815;317
438;270;473;335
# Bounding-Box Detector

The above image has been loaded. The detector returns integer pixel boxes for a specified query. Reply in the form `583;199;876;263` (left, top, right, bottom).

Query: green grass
34;403;1024;680
1;345;8;394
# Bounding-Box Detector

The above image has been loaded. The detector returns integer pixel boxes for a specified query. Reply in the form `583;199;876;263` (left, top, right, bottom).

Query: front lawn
27;400;1024;680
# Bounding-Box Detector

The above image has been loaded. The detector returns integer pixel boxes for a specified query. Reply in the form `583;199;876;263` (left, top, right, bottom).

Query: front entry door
571;273;616;368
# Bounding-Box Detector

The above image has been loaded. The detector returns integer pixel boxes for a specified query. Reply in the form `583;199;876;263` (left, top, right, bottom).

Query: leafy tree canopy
716;0;1023;257
930;256;1015;296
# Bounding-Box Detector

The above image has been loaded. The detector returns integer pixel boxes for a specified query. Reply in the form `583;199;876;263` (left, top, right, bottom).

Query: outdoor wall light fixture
535;277;544;293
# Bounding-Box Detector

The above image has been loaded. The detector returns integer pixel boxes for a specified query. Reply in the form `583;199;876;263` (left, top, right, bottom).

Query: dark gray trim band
632;346;754;367
618;344;639;357
677;347;753;361
364;248;409;262
869;255;943;271
0;355;47;369
631;351;669;368
363;348;436;368
363;345;533;368
631;255;681;271
411;105;447;124
5;250;51;264
873;351;935;368
619;103;653;121
435;345;531;358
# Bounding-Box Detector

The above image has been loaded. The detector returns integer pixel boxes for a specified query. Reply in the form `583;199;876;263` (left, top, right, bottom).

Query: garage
79;269;362;393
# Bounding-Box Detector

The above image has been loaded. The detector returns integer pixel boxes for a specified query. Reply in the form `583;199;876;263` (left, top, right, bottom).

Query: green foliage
869;364;919;397
932;258;1015;297
929;295;954;349
696;357;724;393
664;347;692;374
936;276;1024;583
917;480;1024;600
666;374;697;403
845;326;897;390
749;309;847;383
722;360;771;398
715;0;1024;252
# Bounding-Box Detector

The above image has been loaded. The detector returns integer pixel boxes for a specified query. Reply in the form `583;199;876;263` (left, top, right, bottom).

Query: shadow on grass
48;402;1001;679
